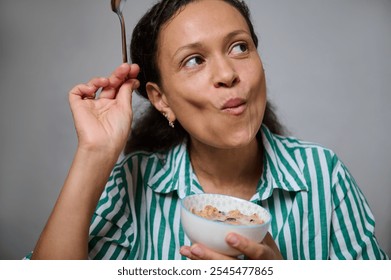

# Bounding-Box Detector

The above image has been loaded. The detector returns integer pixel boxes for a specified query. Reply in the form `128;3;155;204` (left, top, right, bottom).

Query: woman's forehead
158;0;249;54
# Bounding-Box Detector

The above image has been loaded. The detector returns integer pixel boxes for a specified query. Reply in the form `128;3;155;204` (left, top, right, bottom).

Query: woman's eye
184;56;204;68
231;43;248;55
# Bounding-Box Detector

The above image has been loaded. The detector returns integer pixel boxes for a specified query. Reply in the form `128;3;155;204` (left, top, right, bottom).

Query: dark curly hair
125;0;285;154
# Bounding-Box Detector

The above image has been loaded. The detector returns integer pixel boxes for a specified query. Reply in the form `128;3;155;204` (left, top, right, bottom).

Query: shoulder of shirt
112;145;185;179
262;126;336;155
261;125;345;177
115;149;169;168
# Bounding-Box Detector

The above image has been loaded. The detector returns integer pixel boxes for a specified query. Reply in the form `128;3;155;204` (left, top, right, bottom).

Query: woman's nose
212;56;240;88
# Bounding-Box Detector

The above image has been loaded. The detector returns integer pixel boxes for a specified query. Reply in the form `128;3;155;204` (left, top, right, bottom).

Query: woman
30;0;387;260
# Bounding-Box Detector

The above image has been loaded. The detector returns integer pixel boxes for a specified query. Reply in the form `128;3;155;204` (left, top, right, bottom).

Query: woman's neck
189;137;263;200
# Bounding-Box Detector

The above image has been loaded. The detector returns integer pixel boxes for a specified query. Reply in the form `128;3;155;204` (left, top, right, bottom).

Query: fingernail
190;246;204;257
226;233;239;247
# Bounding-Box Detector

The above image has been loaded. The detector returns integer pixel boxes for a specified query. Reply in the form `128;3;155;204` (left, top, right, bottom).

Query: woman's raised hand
31;64;140;260
68;63;140;155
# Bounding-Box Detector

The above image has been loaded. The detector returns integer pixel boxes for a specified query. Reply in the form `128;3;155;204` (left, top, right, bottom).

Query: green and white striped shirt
88;125;388;260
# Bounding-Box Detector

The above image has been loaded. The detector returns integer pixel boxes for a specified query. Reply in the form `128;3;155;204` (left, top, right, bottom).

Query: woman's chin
219;131;258;149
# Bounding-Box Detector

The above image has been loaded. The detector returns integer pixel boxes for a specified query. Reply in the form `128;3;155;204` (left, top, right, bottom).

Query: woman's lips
221;98;246;115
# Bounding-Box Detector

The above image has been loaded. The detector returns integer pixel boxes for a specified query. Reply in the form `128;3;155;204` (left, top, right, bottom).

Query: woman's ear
146;82;169;111
146;82;176;121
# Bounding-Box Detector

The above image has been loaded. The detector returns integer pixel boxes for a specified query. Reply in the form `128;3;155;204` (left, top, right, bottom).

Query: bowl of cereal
180;193;271;256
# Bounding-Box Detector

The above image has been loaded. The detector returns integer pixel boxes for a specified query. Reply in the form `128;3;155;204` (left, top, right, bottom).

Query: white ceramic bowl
180;193;271;256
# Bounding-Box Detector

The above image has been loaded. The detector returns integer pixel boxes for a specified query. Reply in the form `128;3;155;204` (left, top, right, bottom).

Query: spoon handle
119;13;128;63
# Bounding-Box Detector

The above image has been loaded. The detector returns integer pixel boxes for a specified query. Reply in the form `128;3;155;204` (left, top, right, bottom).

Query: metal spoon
111;0;128;63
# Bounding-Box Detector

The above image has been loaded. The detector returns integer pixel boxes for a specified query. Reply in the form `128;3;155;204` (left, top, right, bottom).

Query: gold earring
162;112;175;128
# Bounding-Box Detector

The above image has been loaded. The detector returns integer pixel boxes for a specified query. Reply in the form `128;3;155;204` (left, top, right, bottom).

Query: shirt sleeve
329;160;388;259
88;162;136;260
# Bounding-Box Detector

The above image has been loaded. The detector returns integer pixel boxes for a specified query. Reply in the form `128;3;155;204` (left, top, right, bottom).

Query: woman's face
153;0;266;149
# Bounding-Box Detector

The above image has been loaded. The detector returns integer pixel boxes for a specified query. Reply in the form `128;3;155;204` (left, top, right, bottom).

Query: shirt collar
147;126;308;199
147;140;197;198
253;125;308;201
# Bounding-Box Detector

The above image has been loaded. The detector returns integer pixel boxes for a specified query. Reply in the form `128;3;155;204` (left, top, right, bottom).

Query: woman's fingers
179;246;202;260
108;63;131;85
69;77;109;102
225;233;264;258
225;232;283;260
180;233;283;260
128;63;140;79
116;78;140;109
180;244;235;260
69;63;140;104
99;63;140;99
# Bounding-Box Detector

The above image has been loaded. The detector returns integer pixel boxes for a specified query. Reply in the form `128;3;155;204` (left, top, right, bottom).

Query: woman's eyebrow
225;29;250;40
221;29;251;46
173;42;204;59
172;29;250;59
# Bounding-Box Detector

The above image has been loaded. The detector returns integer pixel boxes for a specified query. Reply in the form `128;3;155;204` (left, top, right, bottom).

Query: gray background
0;0;390;259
